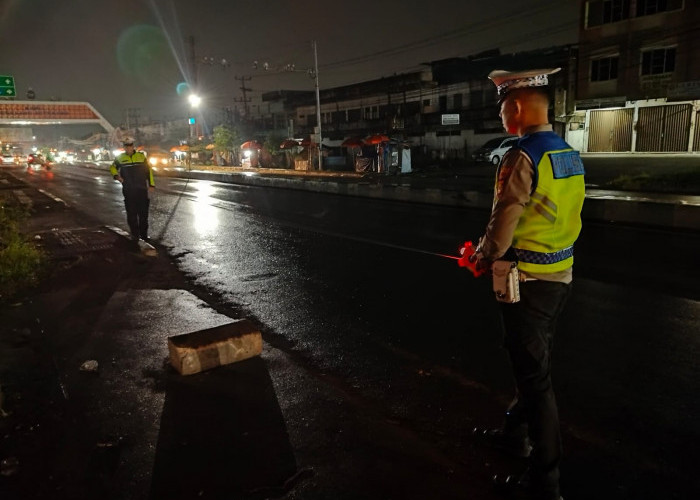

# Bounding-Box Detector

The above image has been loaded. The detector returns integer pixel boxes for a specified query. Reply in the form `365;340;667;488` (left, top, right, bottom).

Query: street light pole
188;94;201;140
313;40;322;171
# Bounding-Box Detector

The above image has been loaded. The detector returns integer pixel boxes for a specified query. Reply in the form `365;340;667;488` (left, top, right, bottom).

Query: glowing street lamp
188;93;202;108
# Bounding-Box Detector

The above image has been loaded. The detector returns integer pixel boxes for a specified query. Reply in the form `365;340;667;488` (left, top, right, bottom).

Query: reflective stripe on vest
530;192;558;223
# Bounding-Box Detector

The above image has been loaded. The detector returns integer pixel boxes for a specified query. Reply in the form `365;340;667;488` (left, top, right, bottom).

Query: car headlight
149;157;157;166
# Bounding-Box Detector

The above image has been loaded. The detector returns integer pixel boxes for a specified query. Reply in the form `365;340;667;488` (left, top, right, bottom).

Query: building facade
263;46;577;161
571;0;700;153
578;0;700;103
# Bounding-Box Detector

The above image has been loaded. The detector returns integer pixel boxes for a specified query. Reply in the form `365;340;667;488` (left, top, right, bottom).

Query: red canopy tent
341;137;365;147
280;139;300;149
364;134;390;145
241;140;262;150
299;136;316;147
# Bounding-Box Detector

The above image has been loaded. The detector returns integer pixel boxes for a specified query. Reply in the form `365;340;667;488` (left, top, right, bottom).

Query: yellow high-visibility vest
110;151;154;189
511;132;585;274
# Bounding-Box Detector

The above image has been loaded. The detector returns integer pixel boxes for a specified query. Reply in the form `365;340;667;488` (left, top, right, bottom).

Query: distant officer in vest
470;68;585;500
110;136;155;242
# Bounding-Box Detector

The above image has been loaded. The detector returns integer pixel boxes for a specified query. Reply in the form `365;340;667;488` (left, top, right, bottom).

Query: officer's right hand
474;252;492;274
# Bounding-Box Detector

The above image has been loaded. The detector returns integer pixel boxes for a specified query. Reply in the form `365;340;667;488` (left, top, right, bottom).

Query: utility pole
125;108;141;141
132;108;141;144
223;106;234;127
313;40;322;170
189;35;198;88
234;76;252;118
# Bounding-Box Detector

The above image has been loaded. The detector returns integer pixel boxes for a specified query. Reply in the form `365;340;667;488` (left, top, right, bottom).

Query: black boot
473;427;532;458
492;470;562;500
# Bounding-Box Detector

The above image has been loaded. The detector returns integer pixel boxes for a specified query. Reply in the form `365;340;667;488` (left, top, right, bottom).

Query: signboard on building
640;74;672;96
575;96;627;110
668;80;700;100
441;113;460;126
0;76;16;98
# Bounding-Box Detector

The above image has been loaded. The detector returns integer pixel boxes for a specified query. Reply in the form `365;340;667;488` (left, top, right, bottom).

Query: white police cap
488;68;561;99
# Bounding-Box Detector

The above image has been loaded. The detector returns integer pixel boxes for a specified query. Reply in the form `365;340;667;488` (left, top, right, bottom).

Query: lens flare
176;82;190;96
116;25;178;89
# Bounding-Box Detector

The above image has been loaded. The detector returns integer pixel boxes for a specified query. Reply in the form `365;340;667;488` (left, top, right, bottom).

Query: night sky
1;0;579;128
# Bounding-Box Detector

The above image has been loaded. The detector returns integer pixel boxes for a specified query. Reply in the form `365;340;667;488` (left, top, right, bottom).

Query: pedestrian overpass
0;100;114;133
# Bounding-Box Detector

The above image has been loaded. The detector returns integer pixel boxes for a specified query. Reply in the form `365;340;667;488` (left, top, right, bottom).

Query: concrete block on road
168;319;262;375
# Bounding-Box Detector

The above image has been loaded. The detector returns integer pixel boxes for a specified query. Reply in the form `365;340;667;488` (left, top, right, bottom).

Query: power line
181;6;696;113
319;1;569;71
191;1;571;80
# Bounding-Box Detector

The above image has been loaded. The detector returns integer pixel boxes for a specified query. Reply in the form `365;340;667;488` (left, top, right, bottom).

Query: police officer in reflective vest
471;68;585;500
110;137;155;241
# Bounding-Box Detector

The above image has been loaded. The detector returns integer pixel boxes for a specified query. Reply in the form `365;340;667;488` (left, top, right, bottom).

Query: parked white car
472;136;518;165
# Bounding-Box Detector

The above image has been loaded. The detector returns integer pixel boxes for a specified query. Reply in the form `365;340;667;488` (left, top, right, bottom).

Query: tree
213;124;241;166
262;133;286;168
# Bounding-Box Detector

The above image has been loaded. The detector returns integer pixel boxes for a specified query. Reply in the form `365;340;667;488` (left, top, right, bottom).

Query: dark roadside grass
0;192;44;303
0;190;46;483
446;161;700;195
604;168;700;194
364;160;700;195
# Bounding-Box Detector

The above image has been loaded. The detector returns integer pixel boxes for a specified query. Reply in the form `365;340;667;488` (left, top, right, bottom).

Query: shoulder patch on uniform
550;151;585;179
496;163;513;197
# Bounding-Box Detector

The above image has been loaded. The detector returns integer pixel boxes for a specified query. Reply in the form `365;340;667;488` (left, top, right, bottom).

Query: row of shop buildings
234;0;700;157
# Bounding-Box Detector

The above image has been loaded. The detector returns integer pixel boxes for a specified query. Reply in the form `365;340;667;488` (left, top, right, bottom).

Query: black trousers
498;279;572;498
123;188;150;239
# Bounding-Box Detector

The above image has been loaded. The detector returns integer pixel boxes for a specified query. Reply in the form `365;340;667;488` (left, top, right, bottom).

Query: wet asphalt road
18;164;700;499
